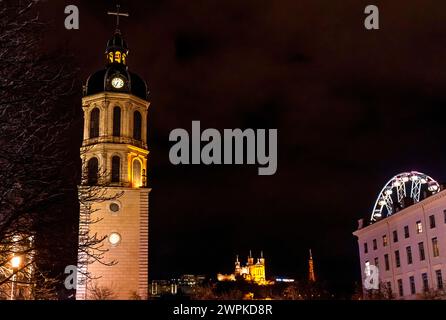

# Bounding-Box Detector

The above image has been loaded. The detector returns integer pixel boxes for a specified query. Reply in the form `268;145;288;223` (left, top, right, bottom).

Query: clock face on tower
111;76;125;89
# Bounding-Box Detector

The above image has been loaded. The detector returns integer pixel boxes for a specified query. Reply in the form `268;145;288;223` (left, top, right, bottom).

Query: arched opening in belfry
87;157;99;185
133;110;142;140
111;156;121;183
113;106;121;137
89;108;100;139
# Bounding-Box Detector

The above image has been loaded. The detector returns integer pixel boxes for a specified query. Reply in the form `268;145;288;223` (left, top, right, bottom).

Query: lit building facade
76;18;150;299
354;187;446;299
218;252;269;285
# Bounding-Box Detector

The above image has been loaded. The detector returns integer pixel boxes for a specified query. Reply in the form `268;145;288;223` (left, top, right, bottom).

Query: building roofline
353;187;446;237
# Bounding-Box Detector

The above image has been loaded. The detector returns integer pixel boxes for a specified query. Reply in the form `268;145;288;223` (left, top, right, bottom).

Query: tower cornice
82;92;150;109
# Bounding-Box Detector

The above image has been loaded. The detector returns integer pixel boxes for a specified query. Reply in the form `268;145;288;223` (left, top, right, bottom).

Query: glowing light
392;180;401;187
371;171;441;224
108;232;121;246
428;183;439;192
11;256;21;269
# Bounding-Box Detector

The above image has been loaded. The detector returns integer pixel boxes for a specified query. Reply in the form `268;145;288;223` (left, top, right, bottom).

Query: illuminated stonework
76;19;150;300
218;252;271;286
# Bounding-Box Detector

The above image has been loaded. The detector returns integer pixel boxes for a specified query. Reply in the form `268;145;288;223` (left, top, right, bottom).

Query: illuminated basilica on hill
218;251;270;285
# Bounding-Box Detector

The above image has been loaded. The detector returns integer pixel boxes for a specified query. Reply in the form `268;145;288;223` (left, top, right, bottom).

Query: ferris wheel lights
370;171;440;224
392;180;401;187
428;182;439;192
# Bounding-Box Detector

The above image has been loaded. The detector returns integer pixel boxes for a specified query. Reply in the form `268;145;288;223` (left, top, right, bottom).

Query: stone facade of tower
76;28;150;300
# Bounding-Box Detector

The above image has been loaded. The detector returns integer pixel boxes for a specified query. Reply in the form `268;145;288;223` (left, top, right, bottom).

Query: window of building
87;157;98;185
404;225;410;238
422;273;429;292
409;276;416;295
432;237;440;257
374;257;379;268
393;230;398;243
406;246;412;265
418;242;425;261
384;254;390;271
113;106;121;137
429;215;436;229
111;156;120;183
89;108;100;139
395;250;401;268
373;239;377;250
133;110;142;140
416;221;423;234
364;242;368;254
436;270;443;290
397;279;403;297
382;235;388;247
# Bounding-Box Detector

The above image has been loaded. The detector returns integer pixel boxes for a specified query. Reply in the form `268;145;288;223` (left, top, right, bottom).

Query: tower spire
107;4;129;34
308;249;316;282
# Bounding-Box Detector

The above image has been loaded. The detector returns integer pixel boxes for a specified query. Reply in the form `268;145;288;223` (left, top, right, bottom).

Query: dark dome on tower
84;31;148;100
106;32;128;52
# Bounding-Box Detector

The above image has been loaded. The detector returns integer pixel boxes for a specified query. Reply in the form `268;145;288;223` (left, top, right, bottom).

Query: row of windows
87;156;144;186
89;107;142;140
368;239;440;273
363;211;446;254
394;270;443;297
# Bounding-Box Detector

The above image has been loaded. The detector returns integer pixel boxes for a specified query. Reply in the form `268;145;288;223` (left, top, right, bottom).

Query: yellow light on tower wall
115;51;121;63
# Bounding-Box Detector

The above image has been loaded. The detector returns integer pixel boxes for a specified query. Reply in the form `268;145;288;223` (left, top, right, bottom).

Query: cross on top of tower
107;4;129;33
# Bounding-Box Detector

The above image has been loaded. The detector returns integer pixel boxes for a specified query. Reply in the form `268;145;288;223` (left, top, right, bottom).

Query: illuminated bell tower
76;8;150;300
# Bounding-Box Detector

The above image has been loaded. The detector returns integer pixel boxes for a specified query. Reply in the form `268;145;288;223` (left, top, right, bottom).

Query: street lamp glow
11;256;21;269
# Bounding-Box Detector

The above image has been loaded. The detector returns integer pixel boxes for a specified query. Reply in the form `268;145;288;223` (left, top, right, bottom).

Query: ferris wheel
370;171;440;223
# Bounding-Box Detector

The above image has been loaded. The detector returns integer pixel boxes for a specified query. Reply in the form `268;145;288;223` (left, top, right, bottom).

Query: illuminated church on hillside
76;6;150;300
218;251;269;285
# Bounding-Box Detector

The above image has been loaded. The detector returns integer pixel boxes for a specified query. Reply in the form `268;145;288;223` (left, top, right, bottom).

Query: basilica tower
76;12;150;300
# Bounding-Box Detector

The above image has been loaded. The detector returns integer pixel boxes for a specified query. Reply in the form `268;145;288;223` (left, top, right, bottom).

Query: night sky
42;0;446;296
